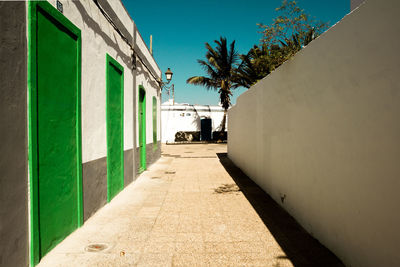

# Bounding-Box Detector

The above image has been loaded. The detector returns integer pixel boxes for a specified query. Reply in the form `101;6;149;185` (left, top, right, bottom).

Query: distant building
161;100;227;143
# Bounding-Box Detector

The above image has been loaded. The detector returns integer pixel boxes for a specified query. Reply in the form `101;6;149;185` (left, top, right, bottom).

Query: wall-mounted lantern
165;68;173;82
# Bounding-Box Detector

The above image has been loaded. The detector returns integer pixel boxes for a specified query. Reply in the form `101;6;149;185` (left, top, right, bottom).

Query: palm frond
197;59;218;79
187;36;241;109
186;76;217;91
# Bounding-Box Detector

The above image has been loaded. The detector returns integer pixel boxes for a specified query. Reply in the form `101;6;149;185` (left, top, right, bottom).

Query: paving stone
143;242;175;254
175;233;203;242
137;253;173;267
175;241;204;254
171;253;206;266
204;242;235;254
37;144;343;267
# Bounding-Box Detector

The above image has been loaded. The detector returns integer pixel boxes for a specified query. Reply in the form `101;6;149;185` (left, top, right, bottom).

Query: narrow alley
37;144;343;267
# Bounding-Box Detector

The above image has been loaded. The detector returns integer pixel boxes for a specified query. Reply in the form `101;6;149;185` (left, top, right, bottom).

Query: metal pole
150;35;153;55
172;84;175;105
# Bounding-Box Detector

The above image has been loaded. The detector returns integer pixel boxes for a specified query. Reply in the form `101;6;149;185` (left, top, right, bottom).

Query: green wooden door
29;2;82;263
139;86;146;172
152;96;157;149
106;55;124;201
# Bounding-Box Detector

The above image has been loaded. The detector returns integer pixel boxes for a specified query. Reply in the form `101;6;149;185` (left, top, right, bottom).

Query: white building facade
0;0;162;265
161;100;227;143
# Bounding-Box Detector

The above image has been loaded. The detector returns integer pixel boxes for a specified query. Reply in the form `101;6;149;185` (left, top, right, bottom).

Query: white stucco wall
135;29;161;78
45;0;134;163
135;70;161;146
228;0;400;266
161;102;226;143
134;21;162;147
23;0;162;262
106;0;133;31
45;0;161;161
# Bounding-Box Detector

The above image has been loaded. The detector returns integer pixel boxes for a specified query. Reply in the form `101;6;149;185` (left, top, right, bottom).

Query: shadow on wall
72;1;132;68
73;1;160;88
135;60;159;89
216;113;226;132
190;106;201;131
216;153;344;267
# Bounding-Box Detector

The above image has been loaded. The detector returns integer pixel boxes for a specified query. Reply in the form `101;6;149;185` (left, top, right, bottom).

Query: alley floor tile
37;144;343;267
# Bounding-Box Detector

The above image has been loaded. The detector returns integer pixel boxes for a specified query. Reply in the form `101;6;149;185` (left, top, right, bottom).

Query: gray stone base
124;149;133;187
82;149;134;222
82;156;107;222
135;141;161;177
0;2;28;266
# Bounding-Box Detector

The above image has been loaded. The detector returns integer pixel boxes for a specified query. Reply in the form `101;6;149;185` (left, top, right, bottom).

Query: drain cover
85;243;108;252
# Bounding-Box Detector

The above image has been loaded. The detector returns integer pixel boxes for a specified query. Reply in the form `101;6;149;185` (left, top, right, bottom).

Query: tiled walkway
38;144;343;266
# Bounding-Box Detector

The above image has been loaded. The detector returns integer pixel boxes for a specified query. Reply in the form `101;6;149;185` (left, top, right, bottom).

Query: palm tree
235;44;273;88
234;43;286;88
235;28;317;88
187;37;240;136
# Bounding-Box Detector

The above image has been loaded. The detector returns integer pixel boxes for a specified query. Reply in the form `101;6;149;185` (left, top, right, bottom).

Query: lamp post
160;68;175;105
165;68;173;82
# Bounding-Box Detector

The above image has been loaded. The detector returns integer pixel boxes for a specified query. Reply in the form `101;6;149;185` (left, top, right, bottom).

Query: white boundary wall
228;0;400;266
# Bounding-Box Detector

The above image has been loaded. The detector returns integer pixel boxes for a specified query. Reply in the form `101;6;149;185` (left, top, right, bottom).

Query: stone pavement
38;144;343;267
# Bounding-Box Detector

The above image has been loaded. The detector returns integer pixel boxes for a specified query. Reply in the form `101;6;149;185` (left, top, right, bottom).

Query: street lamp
160;68;175;105
165;68;173;82
159;67;173;88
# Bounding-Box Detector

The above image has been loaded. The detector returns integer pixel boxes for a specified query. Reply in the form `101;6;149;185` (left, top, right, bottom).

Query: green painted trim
138;85;146;173
105;54;124;202
76;30;83;228
106;54;124;73
152;96;157;150
28;1;82;265
28;2;39;265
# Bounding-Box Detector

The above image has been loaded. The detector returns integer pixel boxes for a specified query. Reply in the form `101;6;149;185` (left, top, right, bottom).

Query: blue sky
121;0;349;105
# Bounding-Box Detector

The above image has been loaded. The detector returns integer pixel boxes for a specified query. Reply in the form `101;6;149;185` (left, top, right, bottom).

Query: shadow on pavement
217;153;345;267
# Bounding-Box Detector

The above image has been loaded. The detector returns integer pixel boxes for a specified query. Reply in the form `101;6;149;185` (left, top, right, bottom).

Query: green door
29;2;82;264
139;86;146;172
106;55;124;201
152;96;157;149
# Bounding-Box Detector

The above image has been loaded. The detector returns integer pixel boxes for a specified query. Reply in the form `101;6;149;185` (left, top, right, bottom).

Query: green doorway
28;2;82;264
138;86;146;172
152;96;157;149
106;54;124;201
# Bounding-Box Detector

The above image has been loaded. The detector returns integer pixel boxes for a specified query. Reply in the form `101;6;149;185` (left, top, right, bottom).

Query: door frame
152;96;158;150
138;85;146;172
105;54;124;202
28;1;82;265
